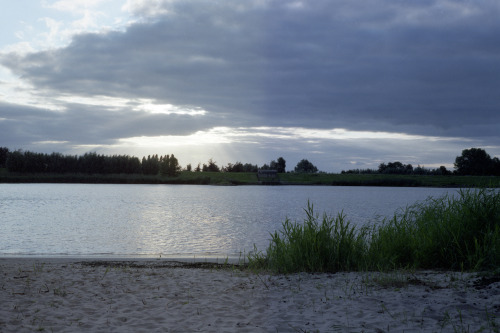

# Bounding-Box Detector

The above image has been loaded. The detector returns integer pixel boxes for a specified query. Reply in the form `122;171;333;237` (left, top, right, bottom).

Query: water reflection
0;184;454;257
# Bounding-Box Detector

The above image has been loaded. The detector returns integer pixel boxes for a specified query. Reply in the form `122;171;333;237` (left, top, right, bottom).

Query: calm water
0;184;455;258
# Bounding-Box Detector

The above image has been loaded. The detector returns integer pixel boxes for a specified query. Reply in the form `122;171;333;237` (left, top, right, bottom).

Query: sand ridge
1;258;499;332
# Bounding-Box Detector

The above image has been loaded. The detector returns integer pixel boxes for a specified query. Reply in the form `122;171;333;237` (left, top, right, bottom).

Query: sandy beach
1;258;498;332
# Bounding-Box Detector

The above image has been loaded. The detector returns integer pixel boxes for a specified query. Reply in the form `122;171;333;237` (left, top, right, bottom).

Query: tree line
1;147;498;176
0;148;300;176
341;148;500;176
342;161;452;176
0;150;182;177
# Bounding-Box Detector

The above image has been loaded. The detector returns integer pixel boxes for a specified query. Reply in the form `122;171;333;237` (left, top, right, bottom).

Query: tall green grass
371;188;500;271
249;188;500;273
253;202;368;274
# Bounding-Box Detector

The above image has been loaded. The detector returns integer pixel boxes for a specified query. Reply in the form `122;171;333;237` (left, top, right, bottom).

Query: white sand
1;258;498;332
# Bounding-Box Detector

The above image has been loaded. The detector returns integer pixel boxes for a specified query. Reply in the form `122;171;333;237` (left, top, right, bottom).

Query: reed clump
249;188;500;273
252;202;368;274
371;188;500;271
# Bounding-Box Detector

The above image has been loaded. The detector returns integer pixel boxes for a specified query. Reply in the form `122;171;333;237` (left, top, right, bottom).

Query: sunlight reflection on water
0;184;454;258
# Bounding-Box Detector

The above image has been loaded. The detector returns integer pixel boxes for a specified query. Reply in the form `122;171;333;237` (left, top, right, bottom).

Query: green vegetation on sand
249;188;500;273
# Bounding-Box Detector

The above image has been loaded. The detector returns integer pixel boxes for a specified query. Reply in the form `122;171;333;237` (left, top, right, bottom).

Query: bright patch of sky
1;0;128;109
0;1;205;119
1;1;130;53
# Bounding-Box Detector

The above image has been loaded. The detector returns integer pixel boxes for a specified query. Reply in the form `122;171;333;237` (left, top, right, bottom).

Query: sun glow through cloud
116;126;469;149
134;102;207;116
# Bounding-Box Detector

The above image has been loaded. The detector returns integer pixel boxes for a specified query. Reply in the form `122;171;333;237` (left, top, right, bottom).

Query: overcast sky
1;0;499;172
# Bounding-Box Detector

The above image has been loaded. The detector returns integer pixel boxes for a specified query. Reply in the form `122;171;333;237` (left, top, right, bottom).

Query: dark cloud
1;0;499;169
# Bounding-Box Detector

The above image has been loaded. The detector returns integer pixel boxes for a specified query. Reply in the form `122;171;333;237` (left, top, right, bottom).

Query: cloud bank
1;0;499;171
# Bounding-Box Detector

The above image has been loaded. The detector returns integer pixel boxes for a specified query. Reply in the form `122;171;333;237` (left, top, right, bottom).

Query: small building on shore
257;169;279;184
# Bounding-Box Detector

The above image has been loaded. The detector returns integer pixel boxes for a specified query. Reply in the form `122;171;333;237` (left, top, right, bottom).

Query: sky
1;0;499;172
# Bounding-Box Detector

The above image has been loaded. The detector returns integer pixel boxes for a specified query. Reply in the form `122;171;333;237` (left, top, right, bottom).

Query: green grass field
0;168;499;187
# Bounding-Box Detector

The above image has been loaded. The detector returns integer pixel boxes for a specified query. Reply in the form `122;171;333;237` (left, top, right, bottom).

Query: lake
0;184;456;259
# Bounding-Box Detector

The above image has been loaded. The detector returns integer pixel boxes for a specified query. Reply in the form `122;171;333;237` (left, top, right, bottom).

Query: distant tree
454;148;494;175
491;157;500;176
142;155;160;175
492;157;500;176
159;154;181;177
242;163;258;172
0;147;8;168
378;162;388;172
260;163;270;170
232;162;244;172
126;156;142;174
378;161;413;174
437;166;451;175
202;158;220;172
78;152;105;174
223;161;244;172
169;154;182;176
185;163;192;172
294;159;318;173
159;155;170;175
276;157;286;173
6;150;25;172
47;152;65;173
266;157;286;173
194;163;202;172
413;165;427;175
105;154;141;174
6;150;80;173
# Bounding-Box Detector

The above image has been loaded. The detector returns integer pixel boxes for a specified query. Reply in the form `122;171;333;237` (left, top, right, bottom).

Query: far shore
1;170;499;187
